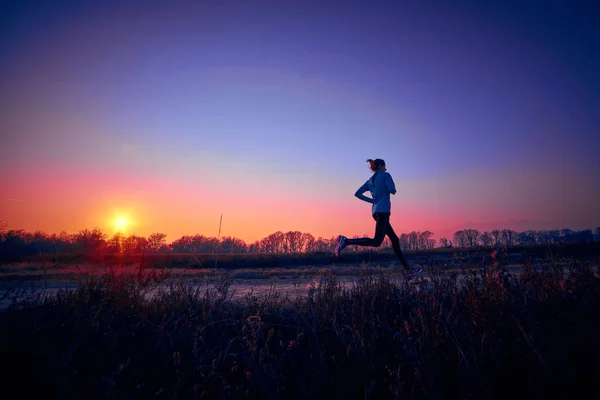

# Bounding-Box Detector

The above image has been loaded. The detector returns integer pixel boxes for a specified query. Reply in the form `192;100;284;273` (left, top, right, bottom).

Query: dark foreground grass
1;263;599;399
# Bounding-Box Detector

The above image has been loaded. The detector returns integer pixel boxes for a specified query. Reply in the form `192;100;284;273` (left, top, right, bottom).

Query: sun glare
115;217;128;230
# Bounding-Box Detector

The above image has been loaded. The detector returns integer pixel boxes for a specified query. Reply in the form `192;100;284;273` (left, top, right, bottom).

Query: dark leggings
346;212;409;267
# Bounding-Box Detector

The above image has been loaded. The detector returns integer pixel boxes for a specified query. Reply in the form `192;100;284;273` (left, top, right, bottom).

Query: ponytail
366;159;376;172
366;158;385;172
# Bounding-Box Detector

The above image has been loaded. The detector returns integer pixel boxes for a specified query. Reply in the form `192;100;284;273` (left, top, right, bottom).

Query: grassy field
2;242;599;279
1;244;599;399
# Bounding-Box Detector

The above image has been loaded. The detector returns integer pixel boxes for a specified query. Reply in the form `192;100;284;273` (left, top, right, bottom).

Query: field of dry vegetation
1;244;599;399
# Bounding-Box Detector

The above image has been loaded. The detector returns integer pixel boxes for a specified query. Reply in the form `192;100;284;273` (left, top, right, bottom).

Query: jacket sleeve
385;172;397;195
354;181;373;203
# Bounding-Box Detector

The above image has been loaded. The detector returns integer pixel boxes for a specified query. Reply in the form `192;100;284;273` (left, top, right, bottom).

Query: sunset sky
1;0;599;243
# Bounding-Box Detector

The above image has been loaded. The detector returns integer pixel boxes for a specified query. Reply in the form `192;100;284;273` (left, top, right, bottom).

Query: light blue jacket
354;171;397;215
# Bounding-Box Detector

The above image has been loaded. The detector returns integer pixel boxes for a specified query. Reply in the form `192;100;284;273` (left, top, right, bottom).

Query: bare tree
399;233;409;250
516;230;539;245
419;230;435;249
301;233;316;252
122;235;148;253
501;229;516;246
439;237;452;248
107;233;125;253
284;231;305;253
480;232;492;247
536;230;549;244
76;229;107;253
248;241;261;253
407;231;419;250
309;236;337;253
147;233;167;252
453;230;468;248
528;230;541;244
548;230;560;244
312;237;330;252
464;229;480;247
219;236;248;253
204;236;219;253
491;230;502;246
560;229;575;243
260;231;285;253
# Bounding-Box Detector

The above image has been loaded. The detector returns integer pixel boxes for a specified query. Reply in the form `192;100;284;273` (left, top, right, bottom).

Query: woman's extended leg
335;213;389;255
346;212;389;247
386;222;423;277
385;221;409;268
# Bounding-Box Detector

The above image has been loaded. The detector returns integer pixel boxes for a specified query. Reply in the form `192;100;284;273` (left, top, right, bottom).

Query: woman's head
367;158;386;172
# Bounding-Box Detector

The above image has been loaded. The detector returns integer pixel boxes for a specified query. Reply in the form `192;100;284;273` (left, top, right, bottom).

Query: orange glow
2;164;598;245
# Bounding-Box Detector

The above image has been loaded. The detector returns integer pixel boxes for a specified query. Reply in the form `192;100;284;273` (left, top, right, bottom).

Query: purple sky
1;0;599;241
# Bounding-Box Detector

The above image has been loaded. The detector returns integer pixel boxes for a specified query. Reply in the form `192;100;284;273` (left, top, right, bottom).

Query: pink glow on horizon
2;164;524;245
3;156;599;245
2;164;488;242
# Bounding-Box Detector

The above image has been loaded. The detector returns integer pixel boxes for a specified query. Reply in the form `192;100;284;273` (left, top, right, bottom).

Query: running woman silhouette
335;158;422;278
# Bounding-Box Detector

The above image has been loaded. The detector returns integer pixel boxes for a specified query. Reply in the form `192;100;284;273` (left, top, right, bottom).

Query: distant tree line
442;228;599;249
0;220;598;258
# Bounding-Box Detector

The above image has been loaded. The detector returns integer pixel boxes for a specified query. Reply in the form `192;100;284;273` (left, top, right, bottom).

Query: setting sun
115;217;128;230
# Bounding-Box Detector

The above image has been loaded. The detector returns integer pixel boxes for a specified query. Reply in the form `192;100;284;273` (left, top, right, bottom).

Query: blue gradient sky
1;0;599;242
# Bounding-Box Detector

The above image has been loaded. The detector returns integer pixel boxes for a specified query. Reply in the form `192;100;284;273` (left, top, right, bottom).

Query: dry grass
1;259;599;399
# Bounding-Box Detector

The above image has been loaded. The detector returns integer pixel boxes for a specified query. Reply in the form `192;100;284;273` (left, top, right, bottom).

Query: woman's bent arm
355;182;373;203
